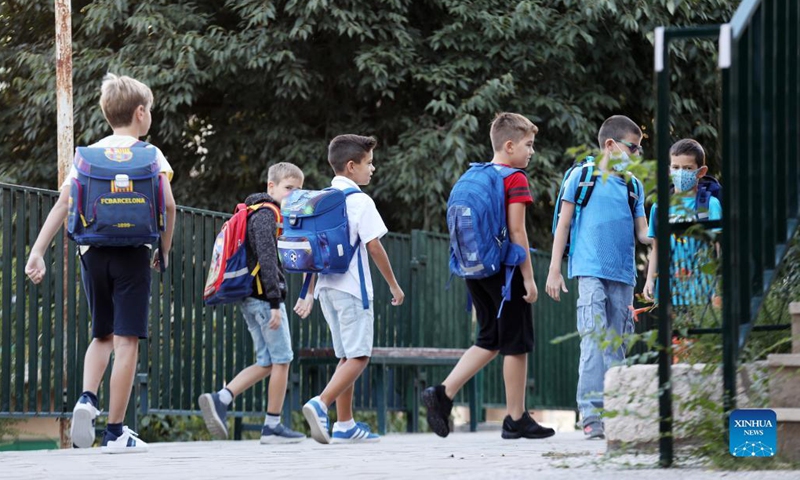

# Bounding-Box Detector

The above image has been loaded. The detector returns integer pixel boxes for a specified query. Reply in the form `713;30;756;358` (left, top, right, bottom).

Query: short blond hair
99;73;153;128
490;113;539;151
268;162;304;184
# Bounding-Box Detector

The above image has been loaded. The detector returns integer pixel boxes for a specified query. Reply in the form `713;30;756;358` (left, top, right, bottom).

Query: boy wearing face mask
546;115;651;440
642;139;722;306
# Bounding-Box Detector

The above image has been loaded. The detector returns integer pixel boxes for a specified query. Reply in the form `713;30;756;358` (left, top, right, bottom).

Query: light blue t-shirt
563;168;645;286
647;195;722;305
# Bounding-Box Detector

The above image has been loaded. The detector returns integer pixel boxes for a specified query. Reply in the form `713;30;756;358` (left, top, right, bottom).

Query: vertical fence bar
789;0;800;217
1;190;12;412
655;26;674;468
15;194;27;410
761;0;775;274
774;0;788;245
720;21;738;440
27;193;40;411
749;9;764;301
41;196;54;412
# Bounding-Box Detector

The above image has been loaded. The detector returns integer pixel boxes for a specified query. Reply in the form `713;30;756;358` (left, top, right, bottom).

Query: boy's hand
294;296;314;319
390;285;405;306
25;253;46;284
523;278;538;304
545;270;568;302
268;308;282;330
642;279;655;302
152;248;169;271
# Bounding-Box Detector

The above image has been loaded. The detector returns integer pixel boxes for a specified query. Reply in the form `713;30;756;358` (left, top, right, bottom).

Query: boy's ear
504;140;514;153
697;165;708;177
266;180;275;192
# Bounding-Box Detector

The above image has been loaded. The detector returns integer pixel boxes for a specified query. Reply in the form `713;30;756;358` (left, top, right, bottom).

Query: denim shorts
317;288;374;359
239;298;293;366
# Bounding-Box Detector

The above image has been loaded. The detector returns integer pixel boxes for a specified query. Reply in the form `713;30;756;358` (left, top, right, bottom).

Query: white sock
312;396;328;413
335;419;356;431
265;414;281;428
217;388;233;405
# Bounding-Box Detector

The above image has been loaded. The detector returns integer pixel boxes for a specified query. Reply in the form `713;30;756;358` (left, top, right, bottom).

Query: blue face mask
671;168;700;192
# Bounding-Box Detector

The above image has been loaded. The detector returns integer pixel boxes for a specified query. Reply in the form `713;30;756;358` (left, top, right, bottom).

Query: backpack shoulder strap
626;175;642;216
343;187;364;197
574;163;597;208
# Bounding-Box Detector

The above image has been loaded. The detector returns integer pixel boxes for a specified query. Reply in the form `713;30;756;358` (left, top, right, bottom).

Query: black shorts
80;246;151;339
466;268;534;355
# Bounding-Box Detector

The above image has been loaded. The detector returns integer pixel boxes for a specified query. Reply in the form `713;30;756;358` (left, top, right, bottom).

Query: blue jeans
239;299;293;366
575;277;634;425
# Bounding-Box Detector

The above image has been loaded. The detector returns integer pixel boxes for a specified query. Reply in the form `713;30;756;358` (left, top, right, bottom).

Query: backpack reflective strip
278;240;311;250
222;267;250;279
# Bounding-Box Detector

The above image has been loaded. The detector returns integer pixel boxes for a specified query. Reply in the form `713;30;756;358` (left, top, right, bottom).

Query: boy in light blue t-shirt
643;139;722;307
546;115;651;440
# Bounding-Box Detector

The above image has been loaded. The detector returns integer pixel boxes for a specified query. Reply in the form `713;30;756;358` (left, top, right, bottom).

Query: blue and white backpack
447;163;527;316
277;188;369;309
67;141;166;248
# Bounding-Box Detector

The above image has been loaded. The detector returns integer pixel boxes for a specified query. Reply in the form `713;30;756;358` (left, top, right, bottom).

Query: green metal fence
654;0;799;466
1;182;580;431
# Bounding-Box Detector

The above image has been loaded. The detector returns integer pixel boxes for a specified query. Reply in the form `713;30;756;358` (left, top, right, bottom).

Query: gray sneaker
198;392;230;439
260;423;306;444
583;421;605;439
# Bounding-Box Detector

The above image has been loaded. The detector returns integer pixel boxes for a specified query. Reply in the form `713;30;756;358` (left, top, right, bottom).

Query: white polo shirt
314;176;388;301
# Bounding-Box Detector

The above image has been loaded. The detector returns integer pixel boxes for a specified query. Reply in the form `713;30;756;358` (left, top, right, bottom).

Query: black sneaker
501;411;556;439
583;420;605;440
422;385;453;438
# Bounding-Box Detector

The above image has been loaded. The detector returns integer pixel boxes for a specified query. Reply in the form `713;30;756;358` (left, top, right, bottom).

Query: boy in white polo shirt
302;134;405;444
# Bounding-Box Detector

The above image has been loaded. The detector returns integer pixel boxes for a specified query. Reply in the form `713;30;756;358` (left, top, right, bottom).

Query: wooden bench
295;347;478;434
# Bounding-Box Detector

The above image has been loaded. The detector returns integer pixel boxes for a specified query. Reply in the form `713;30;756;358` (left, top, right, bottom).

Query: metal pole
654;26;674;468
54;0;73;449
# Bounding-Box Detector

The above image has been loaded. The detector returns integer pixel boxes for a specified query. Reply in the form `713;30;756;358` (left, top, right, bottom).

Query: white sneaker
101;426;149;454
70;395;100;448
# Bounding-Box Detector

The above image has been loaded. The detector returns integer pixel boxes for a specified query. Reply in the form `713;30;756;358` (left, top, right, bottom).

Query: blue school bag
447;163;528;317
551;156;642;255
67;141;166;248
277;188;369;309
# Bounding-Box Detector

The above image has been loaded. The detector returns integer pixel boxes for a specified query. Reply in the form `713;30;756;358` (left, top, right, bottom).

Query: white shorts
317;288;374;359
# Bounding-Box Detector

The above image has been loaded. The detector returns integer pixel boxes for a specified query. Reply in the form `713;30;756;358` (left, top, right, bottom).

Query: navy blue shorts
466;268;534;356
79;246;151;339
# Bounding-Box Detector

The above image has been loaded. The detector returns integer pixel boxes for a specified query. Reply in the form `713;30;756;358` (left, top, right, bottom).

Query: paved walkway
0;430;795;479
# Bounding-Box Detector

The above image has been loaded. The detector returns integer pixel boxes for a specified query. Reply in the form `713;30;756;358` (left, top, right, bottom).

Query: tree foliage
0;0;737;247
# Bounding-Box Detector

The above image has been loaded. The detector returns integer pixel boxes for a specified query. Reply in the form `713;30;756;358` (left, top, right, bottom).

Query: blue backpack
67;141;166;248
447;163;527;316
551;157;642;255
277;188;369;309
694;175;722;220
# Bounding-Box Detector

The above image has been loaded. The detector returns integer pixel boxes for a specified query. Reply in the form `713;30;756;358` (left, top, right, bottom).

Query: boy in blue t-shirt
643;139;722;307
546;115;651;440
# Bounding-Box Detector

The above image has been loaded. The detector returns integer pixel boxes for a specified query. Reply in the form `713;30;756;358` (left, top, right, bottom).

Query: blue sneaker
302;397;330;444
260;423;306;444
100;426;148;454
198;392;229;439
331;422;380;444
70;394;100;448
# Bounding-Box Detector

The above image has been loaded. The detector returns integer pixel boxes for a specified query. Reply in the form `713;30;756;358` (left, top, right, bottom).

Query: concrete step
774;407;800;461
767;353;800;408
790;302;800;354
